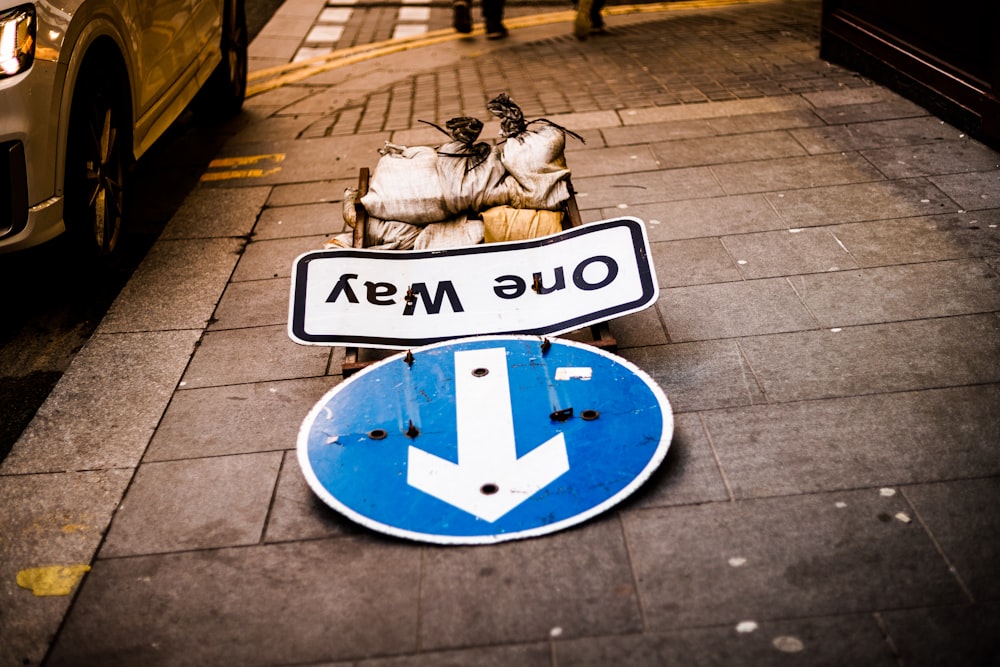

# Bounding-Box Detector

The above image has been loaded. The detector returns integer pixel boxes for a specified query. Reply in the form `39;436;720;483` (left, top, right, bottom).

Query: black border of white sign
288;217;658;349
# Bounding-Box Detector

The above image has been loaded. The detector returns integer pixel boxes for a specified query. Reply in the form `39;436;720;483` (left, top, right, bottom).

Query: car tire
64;60;130;261
198;0;248;118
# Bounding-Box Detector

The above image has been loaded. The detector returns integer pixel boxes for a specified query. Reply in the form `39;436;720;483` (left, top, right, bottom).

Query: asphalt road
0;0;284;462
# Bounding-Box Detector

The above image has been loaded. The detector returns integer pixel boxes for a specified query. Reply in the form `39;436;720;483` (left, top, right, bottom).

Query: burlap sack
481;206;564;243
497;123;571;210
435;141;513;214
360;146;449;224
413;216;486;250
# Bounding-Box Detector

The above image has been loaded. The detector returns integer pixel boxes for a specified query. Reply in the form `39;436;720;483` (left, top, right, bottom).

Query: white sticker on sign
555;367;593;381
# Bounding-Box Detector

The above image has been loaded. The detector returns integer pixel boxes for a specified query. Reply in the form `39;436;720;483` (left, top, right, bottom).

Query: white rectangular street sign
288;217;658;348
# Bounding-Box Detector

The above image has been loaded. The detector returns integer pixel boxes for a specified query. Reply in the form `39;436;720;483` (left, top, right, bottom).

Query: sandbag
481;206;564;243
435;141;513;214
486;94;581;211
413;215;485;250
360;145;449;225
497;123;571;210
323;216;422;250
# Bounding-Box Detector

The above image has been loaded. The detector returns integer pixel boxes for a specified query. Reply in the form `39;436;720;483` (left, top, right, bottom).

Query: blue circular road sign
298;335;673;544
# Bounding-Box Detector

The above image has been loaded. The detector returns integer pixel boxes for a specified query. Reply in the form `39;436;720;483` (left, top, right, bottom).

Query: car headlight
0;4;35;78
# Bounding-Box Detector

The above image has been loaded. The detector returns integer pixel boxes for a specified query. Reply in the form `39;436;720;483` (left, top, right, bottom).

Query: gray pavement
3;0;1000;665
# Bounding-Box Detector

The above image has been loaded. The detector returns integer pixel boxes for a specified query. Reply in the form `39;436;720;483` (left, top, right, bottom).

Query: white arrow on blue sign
298;335;673;544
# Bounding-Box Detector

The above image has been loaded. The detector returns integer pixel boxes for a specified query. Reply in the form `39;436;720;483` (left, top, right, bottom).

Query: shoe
590;22;609;35
453;0;472;33
486;24;508;40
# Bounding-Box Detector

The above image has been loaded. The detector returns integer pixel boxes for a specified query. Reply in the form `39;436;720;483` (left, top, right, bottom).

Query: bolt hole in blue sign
298;335;673;544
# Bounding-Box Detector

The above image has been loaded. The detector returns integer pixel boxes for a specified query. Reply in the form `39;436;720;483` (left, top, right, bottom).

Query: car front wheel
64;63;129;260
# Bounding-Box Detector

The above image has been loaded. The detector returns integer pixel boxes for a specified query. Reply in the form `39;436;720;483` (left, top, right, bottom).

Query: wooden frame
342;168;616;376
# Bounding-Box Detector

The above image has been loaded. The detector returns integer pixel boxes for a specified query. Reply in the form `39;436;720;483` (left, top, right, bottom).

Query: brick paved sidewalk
274;0;875;137
3;1;999;665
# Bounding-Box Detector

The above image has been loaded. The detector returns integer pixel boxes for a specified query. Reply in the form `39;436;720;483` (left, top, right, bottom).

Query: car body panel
0;0;228;253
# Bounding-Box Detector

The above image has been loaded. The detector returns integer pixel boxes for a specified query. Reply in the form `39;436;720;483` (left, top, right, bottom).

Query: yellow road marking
246;0;774;98
201;154;285;181
208;153;286;168
201;168;283;181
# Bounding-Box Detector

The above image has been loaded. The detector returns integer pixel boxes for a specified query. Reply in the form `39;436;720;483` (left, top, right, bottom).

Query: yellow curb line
246;0;773;98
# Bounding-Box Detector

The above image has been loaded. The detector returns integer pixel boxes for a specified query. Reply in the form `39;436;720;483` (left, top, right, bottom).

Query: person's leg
574;0;594;39
590;0;607;33
482;0;507;39
453;0;472;33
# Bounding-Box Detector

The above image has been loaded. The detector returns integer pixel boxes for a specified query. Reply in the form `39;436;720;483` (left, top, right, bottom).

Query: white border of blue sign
297;335;674;545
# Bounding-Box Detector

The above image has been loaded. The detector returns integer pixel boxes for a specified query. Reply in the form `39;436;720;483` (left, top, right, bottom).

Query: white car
0;0;247;257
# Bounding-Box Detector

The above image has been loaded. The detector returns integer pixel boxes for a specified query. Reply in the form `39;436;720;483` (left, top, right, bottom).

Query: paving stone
145;377;333;461
572;167;723;209
723;227;859;278
738;314;1000;402
553;614;896;666
904;477;1000;601
231;235;330;281
618;97;810;125
880;603;1000;667
161;186;270;239
565;145;661;178
620;339;766;412
2;330;201;474
862;140;1000;179
253;202;344;240
248;35;300;67
765;178;958;228
929;171;1000;211
382;126;445;151
253;14;315;39
607;306;668;347
264;450;364;542
180;325;331;389
701;385;1000;498
419;519;642;650
208;136;385;186
829;211;1000;266
810;98;930;125
0;469;132;667
791;259;1000;327
628;412;730;509
800;86;907;108
48;538;421;666
544;110;621;132
229;110;320;144
101;452;282;556
356;642;551;667
622;194;788;242
267;178;357;206
97;238;245;334
602;119;717;146
705;109;825;135
711;152;884;195
790;116;959;154
650;131;807;169
622;489;967;629
650;237;742;288
209;277;290;330
658;278;817;342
